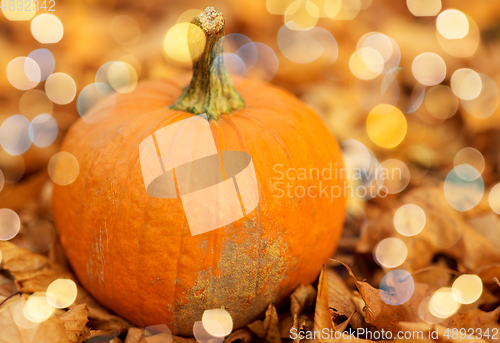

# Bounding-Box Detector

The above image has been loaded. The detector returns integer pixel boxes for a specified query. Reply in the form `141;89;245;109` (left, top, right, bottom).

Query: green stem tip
170;7;245;121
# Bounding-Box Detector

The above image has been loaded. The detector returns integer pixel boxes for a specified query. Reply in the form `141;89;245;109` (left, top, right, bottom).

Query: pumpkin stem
170;7;245;121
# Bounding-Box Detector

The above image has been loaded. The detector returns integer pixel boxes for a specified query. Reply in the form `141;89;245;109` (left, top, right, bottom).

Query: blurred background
1;0;500;290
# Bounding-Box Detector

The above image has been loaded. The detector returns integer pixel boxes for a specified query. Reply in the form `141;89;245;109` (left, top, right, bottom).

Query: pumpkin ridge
108;110;190;324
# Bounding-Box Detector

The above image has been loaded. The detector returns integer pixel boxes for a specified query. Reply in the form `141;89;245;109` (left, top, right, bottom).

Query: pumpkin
53;7;346;336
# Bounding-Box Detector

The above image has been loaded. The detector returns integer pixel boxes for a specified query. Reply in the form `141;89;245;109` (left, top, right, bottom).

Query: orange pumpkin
53;7;346;336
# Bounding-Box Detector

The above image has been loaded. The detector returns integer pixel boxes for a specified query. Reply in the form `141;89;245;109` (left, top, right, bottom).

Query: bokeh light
238;42;279;82
6;57;40;90
453;148;484;179
399;144;432;179
176;9;202;24
0;208;21;241
163;23;206;63
145;324;173;343
202;309;233;337
405;83;425;113
412;52;446;86
349;48;384;80
29;114;58;148
424;85;458;121
266;0;295;15
450;68;482;100
406;0;441;17
488;183;500;214
96;61;138;93
31;14;64;44
0;115;32;156
376;159;410;194
461;73;499;119
394;204;426;236
48;152;80;186
1;1;37;21
353;72;400;111
277;25;338;64
366;104;407;149
451;274;482;304
375;238;408;268
357;32;401;71
418;296;444;324
284;0;319;30
13;298;39;329
217;53;245;78
325;0;362;20
77;83;114;122
193;321;224;343
444;164;484;212
19;90;53;119
45;73;77;105
436;14;479;58
27;49;56;81
110;15;141;45
379;270;414;305
436;10;469;39
24;292;55;323
429;287;460;318
46;279;78;309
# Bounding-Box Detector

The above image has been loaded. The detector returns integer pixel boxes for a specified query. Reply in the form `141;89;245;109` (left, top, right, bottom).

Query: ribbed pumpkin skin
53;78;346;336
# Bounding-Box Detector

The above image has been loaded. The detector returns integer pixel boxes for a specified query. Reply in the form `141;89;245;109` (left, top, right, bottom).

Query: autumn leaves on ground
1;185;499;343
2;0;500;342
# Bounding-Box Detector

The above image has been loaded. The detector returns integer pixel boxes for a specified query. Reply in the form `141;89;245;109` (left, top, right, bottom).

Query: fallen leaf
441;307;500;342
325;269;363;329
60;304;91;343
0;241;73;292
247;303;282;343
313;266;335;333
478;264;500;284
124;328;145;343
335;260;428;333
0;295;77;343
0;241;131;331
290;284;316;333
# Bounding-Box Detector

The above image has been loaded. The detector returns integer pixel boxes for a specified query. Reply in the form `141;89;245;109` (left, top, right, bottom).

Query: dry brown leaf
313;266;335;333
60;304;91;343
0;241;73;292
441;307;500;340
0;241;131;331
225;328;254;343
290;284;316;333
325;269;363;329
478;264;500;284
124;327;146;343
0;295;77;343
335;311;356;333
247;303;282;343
356;187;500;275
336;260;421;333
